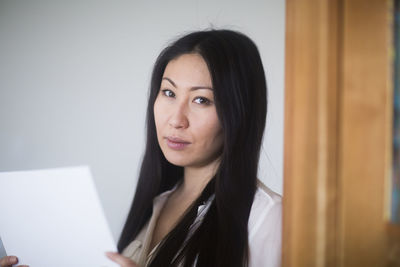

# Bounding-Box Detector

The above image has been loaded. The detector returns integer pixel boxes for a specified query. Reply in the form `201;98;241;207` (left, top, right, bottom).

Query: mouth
165;136;191;150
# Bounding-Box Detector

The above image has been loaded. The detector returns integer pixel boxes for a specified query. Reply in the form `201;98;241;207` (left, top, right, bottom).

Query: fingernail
11;256;18;262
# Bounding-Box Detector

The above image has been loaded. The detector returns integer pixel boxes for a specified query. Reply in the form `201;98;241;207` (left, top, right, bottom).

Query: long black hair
118;29;267;267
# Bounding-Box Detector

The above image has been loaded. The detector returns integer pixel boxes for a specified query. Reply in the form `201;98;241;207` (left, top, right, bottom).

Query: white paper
0;166;119;267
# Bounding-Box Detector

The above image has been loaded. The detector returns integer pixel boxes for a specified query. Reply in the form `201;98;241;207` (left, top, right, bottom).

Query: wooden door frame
283;0;398;266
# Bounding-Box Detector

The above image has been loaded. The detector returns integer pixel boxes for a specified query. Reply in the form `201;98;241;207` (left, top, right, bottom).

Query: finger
0;255;18;266
105;252;138;267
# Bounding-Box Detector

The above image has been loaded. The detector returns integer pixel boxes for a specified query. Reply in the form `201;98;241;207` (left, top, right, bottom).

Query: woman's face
153;53;223;168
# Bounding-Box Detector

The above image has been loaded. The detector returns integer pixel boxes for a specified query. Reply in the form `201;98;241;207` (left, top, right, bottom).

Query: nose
168;101;189;129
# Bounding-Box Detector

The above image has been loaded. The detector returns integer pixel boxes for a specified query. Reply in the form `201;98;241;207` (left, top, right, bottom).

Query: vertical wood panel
338;1;390;266
283;1;340;266
284;0;393;266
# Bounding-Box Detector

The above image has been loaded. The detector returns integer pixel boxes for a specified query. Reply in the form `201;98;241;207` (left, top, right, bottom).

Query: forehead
162;54;212;87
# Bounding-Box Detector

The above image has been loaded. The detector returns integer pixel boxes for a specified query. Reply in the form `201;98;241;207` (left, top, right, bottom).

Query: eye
193;96;211;105
161;89;175;98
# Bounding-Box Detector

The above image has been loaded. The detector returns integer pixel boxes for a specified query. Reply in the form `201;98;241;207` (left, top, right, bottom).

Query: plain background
0;0;285;247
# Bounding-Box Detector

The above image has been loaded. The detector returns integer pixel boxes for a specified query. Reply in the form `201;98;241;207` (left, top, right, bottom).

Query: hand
0;255;29;267
106;252;138;267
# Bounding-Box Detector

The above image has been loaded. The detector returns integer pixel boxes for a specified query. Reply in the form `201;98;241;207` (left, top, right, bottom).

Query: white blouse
122;180;282;267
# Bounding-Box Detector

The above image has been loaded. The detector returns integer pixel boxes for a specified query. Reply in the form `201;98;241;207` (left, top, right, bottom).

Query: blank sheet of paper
0;166;119;267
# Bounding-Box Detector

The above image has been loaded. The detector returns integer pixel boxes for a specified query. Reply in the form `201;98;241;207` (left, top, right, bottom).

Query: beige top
122;180;282;267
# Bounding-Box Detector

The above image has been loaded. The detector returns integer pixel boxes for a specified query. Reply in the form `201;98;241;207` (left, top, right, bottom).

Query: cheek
153;98;166;134
193;112;222;144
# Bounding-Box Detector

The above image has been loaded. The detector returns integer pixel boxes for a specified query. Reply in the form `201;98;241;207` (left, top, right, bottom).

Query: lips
165;136;191;150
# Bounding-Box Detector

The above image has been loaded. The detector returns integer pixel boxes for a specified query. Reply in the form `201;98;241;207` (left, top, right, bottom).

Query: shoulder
254;179;282;207
250;179;282;221
247;180;282;267
248;179;282;240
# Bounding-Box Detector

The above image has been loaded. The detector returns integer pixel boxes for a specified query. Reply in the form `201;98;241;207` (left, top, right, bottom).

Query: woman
108;29;281;267
0;29;281;267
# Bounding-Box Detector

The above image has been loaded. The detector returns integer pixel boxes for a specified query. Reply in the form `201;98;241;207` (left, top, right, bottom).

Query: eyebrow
162;77;213;91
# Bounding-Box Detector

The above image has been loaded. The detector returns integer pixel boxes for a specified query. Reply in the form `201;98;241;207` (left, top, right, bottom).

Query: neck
178;157;220;198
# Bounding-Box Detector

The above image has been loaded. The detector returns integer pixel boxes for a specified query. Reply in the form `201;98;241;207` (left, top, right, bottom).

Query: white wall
0;0;285;241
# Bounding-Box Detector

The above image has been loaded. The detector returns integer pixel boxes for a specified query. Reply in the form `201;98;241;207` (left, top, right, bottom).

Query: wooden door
283;0;400;266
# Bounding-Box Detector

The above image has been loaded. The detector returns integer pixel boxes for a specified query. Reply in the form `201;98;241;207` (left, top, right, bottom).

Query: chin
164;154;216;169
160;147;219;168
164;155;191;167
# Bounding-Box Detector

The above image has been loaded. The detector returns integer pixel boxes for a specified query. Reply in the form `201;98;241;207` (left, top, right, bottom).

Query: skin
0;53;223;267
0;255;29;267
154;53;223;196
106;252;138;267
